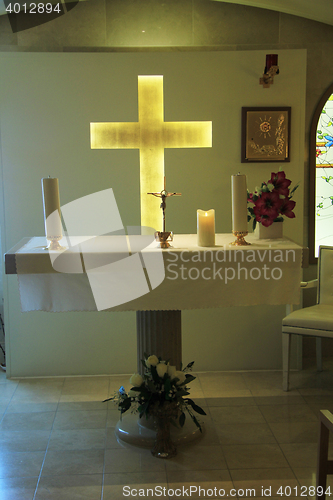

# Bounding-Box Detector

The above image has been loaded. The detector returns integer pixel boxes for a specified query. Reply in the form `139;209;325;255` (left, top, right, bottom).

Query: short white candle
231;174;248;233
41;177;62;239
197;209;215;247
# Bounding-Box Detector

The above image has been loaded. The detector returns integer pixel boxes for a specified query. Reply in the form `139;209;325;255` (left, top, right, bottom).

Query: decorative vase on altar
255;221;283;239
150;401;179;459
247;171;298;242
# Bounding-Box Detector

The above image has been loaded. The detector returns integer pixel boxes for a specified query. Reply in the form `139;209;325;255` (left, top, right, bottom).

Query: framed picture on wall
241;107;291;162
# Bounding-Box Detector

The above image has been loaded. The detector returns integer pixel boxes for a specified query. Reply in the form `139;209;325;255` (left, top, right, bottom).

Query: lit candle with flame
197;209;215;247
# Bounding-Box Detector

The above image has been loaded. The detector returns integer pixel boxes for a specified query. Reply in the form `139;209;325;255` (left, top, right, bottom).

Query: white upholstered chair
282;246;333;391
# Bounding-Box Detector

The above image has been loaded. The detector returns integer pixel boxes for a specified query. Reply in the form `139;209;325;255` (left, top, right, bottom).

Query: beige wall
1;0;332;253
1;0;332;376
0;49;306;377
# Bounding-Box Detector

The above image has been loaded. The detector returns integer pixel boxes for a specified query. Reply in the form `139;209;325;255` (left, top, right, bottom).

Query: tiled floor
0;362;333;500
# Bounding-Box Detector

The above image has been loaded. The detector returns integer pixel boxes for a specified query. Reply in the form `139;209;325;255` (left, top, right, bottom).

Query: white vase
255;221;283;239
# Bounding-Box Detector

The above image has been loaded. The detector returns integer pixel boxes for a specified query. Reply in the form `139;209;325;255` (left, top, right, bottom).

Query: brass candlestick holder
231;230;251;246
44;235;66;251
154;231;173;249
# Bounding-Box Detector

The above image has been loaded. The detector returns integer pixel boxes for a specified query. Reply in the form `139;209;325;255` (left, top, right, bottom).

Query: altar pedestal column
117;309;200;449
136;310;182;370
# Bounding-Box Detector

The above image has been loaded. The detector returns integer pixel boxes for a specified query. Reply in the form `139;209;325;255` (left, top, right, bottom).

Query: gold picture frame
241;107;291;163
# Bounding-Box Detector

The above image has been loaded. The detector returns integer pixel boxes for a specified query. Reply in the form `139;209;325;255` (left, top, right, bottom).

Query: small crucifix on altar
148;177;181;248
148;176;181;232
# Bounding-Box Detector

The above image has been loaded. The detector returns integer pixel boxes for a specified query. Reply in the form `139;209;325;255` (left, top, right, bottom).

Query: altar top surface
5;233;305;311
5;233;304;275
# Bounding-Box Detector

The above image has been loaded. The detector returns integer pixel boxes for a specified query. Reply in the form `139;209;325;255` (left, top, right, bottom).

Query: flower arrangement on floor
247;170;299;230
104;354;206;431
104;354;206;458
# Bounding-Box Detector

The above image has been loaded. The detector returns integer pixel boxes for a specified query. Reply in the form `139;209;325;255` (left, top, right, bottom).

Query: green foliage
104;355;206;432
317;177;333;215
185;398;207;415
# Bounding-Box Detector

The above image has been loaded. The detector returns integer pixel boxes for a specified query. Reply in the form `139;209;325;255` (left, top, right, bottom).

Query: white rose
174;371;186;385
146;355;159;367
167;364;177;379
129;373;144;387
156;362;168;378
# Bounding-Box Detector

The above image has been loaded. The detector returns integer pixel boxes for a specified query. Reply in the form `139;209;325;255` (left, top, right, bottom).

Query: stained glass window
315;94;333;257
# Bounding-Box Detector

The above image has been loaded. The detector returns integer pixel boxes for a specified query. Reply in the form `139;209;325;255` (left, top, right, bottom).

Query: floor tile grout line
254;397;302;484
31;376;66;500
256;396;314;490
101;375;113;500
198;399;250;495
218;388;310;492
0;379;21;423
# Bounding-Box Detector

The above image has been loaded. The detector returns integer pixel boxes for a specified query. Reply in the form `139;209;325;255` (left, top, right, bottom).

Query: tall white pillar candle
231;174;248;233
41;177;62;238
197;209;215;247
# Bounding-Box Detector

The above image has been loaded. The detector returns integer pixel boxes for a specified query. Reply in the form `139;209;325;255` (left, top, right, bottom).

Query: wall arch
309;82;333;263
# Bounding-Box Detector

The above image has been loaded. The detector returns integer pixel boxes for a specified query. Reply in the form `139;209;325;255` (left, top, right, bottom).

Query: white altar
5;233;304;373
6;233;303;311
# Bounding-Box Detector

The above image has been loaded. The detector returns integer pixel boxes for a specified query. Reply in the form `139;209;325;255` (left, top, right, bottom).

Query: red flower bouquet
248;171;298;229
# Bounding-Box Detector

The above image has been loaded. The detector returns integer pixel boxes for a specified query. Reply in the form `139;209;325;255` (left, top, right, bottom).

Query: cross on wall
90;75;212;231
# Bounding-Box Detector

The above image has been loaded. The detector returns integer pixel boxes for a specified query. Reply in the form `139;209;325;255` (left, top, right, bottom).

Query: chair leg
296;335;303;370
316;338;323;372
282;333;291;391
317;419;330;500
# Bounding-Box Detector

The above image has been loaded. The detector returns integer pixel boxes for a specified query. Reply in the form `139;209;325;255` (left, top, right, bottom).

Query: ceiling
211;0;333;26
0;0;332;26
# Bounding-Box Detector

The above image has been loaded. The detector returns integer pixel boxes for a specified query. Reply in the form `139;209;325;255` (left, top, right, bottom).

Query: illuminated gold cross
90;75;212;231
